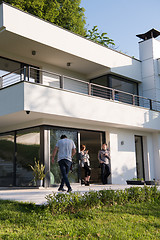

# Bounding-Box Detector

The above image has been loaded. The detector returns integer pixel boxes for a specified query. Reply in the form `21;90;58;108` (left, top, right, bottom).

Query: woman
80;144;91;186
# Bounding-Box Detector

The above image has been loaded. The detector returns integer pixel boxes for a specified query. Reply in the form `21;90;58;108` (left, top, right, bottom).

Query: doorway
49;127;105;185
79;130;105;183
135;136;145;180
50;129;78;185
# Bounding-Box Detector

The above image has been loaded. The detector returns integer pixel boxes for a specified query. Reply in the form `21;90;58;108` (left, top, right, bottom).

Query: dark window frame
90;74;139;96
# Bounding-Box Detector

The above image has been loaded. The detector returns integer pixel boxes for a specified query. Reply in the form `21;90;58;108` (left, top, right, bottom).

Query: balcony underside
0;30;109;79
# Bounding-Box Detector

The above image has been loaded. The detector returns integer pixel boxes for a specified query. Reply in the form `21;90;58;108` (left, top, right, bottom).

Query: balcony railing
1;66;160;112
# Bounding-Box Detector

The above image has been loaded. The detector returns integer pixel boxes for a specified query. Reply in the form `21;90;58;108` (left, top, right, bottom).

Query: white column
152;133;160;180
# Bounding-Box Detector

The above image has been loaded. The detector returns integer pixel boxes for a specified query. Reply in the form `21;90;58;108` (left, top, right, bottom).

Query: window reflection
16;128;40;186
91;74;138;94
0;57;20;77
0;134;14;186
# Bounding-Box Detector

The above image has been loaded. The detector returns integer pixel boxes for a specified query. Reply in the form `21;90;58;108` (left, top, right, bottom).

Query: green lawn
0;199;160;239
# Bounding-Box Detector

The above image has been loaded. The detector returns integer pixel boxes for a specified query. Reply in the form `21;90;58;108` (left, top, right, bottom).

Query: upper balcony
0;66;160;111
0;66;160;134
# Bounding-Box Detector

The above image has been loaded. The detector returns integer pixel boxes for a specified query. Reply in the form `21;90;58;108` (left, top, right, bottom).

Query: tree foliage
86;25;115;48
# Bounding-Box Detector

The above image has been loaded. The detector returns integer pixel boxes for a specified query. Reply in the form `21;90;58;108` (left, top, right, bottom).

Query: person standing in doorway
80;144;91;186
98;143;111;184
52;135;76;192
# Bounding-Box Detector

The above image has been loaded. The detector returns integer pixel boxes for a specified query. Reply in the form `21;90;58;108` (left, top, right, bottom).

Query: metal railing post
149;99;152;110
24;66;27;81
60;75;64;89
28;66;30;81
112;89;115;100
88;83;91;95
0;77;3;89
132;95;135;105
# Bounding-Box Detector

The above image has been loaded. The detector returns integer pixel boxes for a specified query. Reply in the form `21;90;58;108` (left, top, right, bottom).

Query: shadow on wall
111;57;141;83
143;110;160;130
112;165;136;184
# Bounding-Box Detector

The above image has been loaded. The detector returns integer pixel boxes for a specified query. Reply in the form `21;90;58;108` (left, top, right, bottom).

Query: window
0;57;40;87
0;133;14;187
16;128;40;186
109;75;138;95
91;74;138;104
91;74;138;95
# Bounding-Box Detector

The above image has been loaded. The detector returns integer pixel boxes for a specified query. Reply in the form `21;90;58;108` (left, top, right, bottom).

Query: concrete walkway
0;183;154;205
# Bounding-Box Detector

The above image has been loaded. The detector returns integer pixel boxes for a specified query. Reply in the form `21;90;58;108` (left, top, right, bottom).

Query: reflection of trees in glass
16;130;40;186
17;143;40;169
0;135;14;186
0;139;14;161
16;131;40;170
0;135;40;169
50;129;78;184
0;131;40;187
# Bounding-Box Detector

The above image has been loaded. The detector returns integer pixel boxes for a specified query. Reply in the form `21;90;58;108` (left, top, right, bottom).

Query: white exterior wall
0;83;24;116
109;129;136;184
152;133;160;180
146;134;155;180
109;129;157;184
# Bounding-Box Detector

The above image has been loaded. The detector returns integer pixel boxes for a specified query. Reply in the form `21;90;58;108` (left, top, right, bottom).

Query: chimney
137;28;160;101
136;28;160;41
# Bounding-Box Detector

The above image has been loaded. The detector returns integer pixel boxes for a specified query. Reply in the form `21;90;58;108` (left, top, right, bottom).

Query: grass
0;198;160;239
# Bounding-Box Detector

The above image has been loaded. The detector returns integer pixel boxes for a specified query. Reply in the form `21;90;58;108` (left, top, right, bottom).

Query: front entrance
49;128;105;185
50;129;78;185
79;131;105;183
135;136;145;180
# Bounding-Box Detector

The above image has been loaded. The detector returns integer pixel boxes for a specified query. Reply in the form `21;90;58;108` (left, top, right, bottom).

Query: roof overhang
0;29;109;78
0;3;142;81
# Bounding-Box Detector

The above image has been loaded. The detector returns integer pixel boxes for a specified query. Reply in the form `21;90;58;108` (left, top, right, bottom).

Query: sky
80;0;160;59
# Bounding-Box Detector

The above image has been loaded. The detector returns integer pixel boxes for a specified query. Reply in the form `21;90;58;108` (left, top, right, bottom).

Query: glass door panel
79;131;104;183
50;129;78;185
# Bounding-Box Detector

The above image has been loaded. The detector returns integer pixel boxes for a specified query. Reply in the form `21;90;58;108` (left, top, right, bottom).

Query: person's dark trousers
100;163;111;184
58;159;72;190
83;162;91;177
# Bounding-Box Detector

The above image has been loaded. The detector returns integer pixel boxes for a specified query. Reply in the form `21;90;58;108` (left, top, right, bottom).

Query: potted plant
30;158;46;187
126;178;145;185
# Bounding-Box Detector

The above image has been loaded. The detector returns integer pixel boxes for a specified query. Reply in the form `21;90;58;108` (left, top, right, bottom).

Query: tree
85;25;115;48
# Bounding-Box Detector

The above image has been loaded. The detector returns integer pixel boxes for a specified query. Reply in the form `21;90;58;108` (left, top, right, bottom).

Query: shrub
46;185;160;214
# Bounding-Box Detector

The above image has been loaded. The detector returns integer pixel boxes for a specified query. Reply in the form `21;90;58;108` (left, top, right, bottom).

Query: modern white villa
1;3;160;187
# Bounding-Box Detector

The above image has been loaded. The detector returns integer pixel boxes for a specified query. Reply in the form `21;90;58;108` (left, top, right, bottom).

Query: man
52;135;76;192
98;143;111;184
